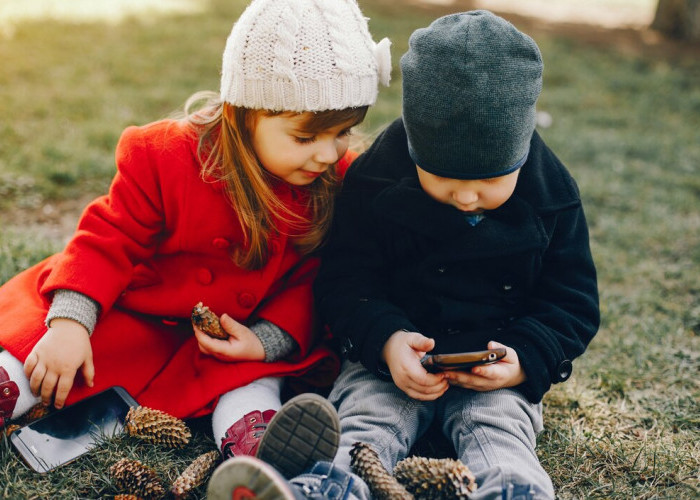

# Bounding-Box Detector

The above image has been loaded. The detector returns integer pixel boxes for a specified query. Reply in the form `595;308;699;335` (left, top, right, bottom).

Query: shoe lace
252;421;268;438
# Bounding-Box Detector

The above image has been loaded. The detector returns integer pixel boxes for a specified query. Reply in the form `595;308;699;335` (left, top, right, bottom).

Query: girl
0;0;391;467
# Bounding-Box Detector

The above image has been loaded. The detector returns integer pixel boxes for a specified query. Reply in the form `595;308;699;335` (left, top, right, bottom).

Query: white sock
0;350;41;419
212;376;283;447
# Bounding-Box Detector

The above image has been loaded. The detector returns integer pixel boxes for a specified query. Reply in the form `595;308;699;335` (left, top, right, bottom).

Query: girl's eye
294;135;316;144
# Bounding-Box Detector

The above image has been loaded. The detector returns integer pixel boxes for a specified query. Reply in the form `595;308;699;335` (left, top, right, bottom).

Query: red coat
0;119;353;418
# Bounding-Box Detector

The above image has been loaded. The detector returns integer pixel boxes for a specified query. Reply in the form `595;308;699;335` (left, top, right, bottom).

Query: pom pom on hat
400;10;543;179
221;0;391;112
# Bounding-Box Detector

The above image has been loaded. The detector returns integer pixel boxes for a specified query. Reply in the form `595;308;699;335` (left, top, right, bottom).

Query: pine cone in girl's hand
350;442;414;500
124;406;191;448
170;450;221;499
109;458;165;499
191;302;228;339
393;456;477;499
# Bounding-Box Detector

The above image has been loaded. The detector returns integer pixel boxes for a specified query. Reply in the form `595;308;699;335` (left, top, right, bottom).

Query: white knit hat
220;0;391;112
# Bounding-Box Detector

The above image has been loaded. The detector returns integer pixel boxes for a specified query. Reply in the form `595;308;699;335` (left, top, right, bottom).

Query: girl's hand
382;330;448;401
23;318;94;409
442;341;526;391
194;314;266;362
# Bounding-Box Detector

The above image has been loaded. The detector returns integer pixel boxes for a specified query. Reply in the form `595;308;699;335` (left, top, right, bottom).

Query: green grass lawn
1;0;698;498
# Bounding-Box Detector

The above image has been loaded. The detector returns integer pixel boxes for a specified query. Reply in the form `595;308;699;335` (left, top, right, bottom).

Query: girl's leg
213;378;340;479
213;376;283;457
439;388;555;500
0;350;40;426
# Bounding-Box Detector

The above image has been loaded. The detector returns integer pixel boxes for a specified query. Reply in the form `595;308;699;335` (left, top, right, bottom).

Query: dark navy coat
314;118;600;403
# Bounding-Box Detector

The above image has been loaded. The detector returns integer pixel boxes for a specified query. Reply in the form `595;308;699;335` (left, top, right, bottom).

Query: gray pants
327;361;555;500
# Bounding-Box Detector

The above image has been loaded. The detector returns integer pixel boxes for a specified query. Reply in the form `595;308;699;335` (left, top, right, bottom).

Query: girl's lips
301;170;323;178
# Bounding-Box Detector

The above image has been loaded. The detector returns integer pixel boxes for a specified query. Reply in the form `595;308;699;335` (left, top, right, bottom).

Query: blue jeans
314;361;554;500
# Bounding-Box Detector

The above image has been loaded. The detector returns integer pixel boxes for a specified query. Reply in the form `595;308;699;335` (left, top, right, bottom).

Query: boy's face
416;166;520;214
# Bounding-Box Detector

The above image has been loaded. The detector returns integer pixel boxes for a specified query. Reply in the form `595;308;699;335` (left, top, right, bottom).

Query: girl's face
416;166;520;213
252;112;356;186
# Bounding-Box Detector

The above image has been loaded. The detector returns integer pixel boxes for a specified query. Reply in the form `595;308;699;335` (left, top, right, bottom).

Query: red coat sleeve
40;125;167;312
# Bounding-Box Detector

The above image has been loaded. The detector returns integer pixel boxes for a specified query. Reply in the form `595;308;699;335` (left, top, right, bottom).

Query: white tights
211;376;283;449
0;350;41;419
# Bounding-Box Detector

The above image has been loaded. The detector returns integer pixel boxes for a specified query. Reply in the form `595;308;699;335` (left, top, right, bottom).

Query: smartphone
421;347;507;372
10;386;138;473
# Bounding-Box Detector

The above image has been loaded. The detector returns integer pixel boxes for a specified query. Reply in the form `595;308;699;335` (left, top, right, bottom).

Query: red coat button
238;292;256;308
196;267;213;285
212;238;230;249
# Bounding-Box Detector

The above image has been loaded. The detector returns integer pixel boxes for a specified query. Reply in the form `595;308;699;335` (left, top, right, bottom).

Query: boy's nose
314;138;341;165
453;189;478;205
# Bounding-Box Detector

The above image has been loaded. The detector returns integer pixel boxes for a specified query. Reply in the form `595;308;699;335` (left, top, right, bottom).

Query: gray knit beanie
400;10;543;179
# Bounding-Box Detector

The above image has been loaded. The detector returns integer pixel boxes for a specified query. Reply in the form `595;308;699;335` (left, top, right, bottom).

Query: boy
209;10;599;500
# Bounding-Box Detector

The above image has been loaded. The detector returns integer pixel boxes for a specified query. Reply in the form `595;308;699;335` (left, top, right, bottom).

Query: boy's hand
23;318;94;409
194;314;266;362
442;341;526;391
382;330;448;401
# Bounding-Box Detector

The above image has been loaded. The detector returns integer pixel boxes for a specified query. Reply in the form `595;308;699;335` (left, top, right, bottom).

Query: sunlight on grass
469;0;656;28
0;0;204;37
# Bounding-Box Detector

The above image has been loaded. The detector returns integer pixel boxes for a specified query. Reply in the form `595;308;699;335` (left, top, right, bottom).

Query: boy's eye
294;135;316;144
338;128;352;138
481;177;501;184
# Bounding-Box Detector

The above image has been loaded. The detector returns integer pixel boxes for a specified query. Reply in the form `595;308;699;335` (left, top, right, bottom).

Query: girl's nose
314;138;341;164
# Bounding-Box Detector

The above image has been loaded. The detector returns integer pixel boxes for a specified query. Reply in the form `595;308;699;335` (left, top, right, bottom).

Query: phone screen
11;386;137;473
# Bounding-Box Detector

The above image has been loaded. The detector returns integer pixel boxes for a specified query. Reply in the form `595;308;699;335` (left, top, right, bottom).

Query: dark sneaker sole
256;393;340;479
207;455;297;500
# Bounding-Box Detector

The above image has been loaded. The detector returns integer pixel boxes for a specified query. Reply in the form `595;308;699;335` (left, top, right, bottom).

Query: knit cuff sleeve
45;289;100;335
250;320;298;362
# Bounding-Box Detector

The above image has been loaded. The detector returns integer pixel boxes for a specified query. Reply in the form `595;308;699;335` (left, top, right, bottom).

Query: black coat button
341;338;354;357
556;360;573;382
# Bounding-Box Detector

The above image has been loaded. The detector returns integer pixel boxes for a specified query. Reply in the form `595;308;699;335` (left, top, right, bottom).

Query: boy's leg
439;388;555;500
322;360;435;499
256;392;341;479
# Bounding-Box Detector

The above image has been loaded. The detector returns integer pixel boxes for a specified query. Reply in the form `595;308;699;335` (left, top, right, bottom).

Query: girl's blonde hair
184;91;367;270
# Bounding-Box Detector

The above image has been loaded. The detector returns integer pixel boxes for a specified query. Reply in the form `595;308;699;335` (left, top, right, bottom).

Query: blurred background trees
653;0;700;39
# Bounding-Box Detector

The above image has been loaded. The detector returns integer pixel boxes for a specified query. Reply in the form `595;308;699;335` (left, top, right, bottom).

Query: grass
1;0;699;498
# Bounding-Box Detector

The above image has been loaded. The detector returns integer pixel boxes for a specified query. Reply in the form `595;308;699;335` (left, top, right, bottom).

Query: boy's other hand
442;341;526;391
23;318;94;409
382;330;448;401
194;313;266;362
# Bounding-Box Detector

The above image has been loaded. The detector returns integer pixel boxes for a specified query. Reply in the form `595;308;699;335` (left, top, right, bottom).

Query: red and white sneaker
0;367;20;430
219;393;341;480
207;455;304;500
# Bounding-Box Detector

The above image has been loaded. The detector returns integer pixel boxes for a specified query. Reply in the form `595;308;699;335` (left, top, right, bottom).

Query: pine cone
22;403;51;423
350;442;414;500
114;495;143;500
110;458;165;499
393;456;477;499
191;302;228;339
170;450;221;499
4;424;20;437
124;406;191;448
